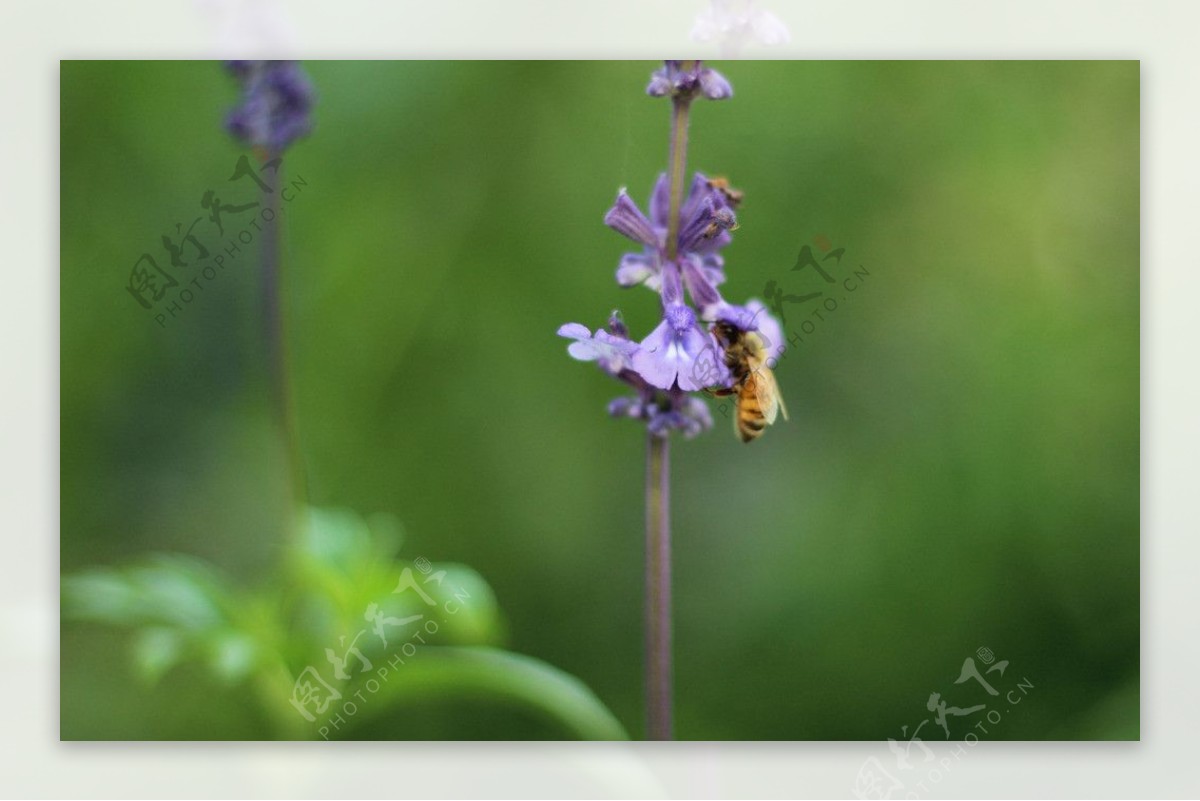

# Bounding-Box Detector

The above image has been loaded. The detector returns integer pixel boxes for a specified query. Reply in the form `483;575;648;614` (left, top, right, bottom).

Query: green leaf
298;506;378;574
331;646;628;741
414;563;506;645
62;571;140;625
63;554;231;631
206;629;259;684
127;556;227;630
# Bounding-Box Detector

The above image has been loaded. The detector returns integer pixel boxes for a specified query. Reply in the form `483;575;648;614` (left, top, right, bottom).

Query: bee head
711;320;741;347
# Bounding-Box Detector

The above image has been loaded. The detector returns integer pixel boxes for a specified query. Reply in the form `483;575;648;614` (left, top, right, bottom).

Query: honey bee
711;321;788;443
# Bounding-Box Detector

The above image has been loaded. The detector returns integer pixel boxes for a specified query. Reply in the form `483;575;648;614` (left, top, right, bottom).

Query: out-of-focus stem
260;151;307;531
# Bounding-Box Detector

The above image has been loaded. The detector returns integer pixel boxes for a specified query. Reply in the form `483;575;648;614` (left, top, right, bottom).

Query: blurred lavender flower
224;60;315;153
559;61;784;440
220;60;315;517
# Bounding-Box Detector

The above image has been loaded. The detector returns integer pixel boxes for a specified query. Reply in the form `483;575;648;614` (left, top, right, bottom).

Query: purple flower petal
557;322;591;340
679;395;715;437
681;255;724;313
646;71;672;97
608;396;643;418
632;305;727;391
604;190;659;248
674;173;737;255
676;195;714;253
616;253;658;288
678;172;714;225
559;323;639;375
698;253;727;286
647;408;676;437
649;173;671;229
745;299;785;362
699;68;733;100
677;197;736;254
659;260;684;305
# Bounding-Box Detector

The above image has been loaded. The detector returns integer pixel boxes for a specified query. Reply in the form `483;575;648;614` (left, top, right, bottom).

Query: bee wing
754;367;788;424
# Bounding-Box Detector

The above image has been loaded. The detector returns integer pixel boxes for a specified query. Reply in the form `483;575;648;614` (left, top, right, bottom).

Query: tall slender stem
260;151;307;533
643;87;692;741
665;96;692;262
645;431;672;740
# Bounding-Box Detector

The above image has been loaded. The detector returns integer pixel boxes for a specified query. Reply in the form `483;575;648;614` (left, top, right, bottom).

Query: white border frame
6;0;1196;796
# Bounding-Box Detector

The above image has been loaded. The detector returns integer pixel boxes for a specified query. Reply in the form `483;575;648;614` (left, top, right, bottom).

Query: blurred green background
60;61;1139;740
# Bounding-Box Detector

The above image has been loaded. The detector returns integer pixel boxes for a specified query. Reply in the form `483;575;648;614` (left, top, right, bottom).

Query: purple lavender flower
607;173;737;293
224;60;315;153
558;61;784;441
632;305;716;392
564;60;790;743
559;303;722;440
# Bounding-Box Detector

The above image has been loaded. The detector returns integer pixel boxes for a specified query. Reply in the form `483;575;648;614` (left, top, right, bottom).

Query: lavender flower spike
559;61;791;439
560;60;796;742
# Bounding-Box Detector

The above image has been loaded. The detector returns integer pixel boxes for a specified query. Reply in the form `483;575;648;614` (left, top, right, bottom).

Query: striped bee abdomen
735;382;767;442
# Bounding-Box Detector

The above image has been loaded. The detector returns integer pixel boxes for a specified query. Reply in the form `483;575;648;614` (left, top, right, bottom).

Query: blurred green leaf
64;505;620;738
337;646;629;741
132;627;184;684
63;554;231;631
206;629;259;684
298;506;379;573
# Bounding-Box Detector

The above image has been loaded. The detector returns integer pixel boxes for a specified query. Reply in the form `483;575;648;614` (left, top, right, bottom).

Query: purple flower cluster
645;60;734;100
559;62;784;439
224;61;315;153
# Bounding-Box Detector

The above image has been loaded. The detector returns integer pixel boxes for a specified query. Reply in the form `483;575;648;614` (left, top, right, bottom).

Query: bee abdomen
736;396;767;442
